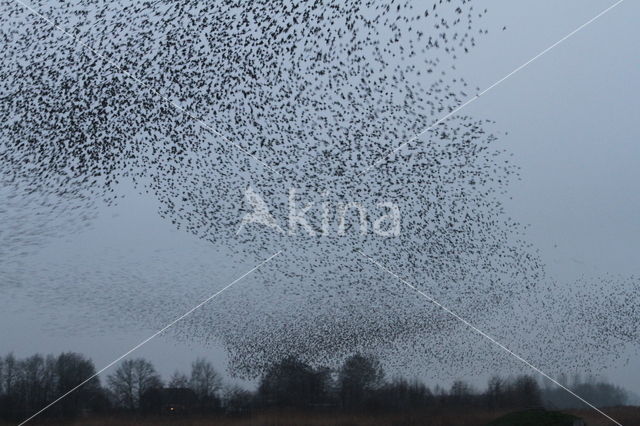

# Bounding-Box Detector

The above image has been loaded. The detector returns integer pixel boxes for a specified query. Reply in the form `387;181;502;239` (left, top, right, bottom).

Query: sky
1;0;639;396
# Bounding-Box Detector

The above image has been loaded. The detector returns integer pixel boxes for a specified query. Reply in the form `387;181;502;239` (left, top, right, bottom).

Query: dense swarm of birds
0;177;96;273
1;0;638;378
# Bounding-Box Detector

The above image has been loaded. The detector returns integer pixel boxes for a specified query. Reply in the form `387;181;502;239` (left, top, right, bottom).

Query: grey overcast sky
1;0;639;394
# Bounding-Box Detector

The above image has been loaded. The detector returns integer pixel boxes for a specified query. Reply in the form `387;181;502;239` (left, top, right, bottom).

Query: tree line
0;352;629;421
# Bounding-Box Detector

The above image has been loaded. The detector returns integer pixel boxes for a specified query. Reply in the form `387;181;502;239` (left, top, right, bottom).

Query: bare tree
510;375;541;408
1;354;17;397
258;356;331;408
486;376;505;409
0;356;4;396
108;358;162;410
541;374;627;409
18;354;56;413
54;352;101;416
0;354;19;418
189;358;222;409
224;385;254;414
449;379;475;406
338;353;384;409
168;371;189;388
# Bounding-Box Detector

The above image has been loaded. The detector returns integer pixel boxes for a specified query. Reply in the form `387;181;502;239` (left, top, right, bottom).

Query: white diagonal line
357;0;624;177
10;0;281;176
18;250;282;426
356;249;622;426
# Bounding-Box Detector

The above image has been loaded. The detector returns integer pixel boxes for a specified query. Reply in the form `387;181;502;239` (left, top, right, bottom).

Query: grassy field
568;406;640;426
6;406;639;426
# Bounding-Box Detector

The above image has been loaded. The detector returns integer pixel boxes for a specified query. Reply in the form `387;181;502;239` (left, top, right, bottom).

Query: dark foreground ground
7;406;640;426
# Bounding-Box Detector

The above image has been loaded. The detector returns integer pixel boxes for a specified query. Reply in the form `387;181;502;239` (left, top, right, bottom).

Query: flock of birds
1;0;638;378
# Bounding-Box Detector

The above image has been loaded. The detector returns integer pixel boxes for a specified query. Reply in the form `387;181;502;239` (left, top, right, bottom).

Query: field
7;406;640;426
570;406;640;426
